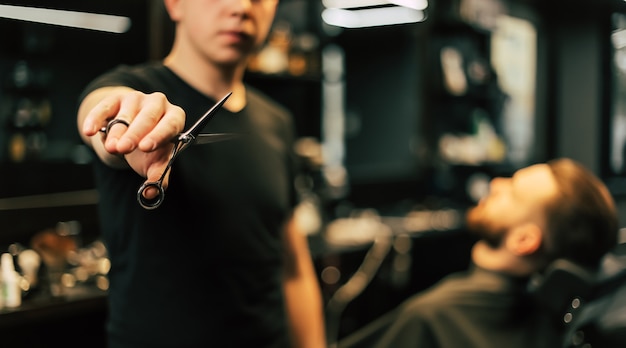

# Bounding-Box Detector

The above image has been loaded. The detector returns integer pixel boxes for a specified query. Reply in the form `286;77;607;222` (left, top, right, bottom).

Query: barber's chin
466;223;505;248
214;49;248;65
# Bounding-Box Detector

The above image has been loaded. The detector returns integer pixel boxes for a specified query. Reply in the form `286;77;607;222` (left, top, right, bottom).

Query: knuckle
170;105;186;133
144;108;161;124
148;91;169;104
122;90;142;104
98;100;115;118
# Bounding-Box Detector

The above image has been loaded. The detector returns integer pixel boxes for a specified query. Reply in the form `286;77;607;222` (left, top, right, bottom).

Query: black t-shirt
81;62;299;348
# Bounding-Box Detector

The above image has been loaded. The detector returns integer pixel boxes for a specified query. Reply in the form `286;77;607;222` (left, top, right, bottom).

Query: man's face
466;164;559;247
171;0;279;66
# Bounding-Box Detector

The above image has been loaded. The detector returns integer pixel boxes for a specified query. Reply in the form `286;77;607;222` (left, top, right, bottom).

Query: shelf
0;162;95;198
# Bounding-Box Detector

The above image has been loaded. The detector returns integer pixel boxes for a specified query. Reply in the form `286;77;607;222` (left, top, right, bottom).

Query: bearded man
371;158;618;348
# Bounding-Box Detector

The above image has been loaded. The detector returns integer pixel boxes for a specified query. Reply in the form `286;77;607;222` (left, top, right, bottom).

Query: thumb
124;144;174;209
141;161;172;200
136;170;169;210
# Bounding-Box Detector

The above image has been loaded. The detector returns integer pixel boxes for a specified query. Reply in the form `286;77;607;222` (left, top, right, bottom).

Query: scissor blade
194;133;239;145
182;92;232;139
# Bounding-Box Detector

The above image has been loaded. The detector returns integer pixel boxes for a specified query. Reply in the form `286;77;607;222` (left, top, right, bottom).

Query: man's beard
466;206;506;248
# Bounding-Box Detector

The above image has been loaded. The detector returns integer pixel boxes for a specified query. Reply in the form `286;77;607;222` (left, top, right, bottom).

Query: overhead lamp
323;0;387;9
0;4;132;33
322;6;426;28
386;0;428;10
322;0;428;10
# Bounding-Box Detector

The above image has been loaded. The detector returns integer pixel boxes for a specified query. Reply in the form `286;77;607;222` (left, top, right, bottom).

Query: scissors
100;92;235;210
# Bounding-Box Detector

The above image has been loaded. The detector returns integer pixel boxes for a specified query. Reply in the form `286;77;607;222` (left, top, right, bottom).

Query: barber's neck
163;51;247;112
472;240;537;277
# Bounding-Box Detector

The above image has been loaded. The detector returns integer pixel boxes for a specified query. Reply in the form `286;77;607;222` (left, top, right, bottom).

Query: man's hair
543;158;618;269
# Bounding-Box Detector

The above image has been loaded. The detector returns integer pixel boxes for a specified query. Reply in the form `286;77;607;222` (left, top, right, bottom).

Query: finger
83;96;122;136
143;154;173;195
103;120;131;154
81;87;135;136
117;92;173;153
86;91;139;154
102;119;131;134
137;97;185;153
141;185;162;200
107;92;145;153
125;143;173;189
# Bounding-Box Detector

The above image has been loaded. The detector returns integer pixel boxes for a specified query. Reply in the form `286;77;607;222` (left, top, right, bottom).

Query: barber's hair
543;158;618;268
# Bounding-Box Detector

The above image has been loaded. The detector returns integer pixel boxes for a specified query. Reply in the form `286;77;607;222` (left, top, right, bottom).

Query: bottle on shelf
1;252;22;308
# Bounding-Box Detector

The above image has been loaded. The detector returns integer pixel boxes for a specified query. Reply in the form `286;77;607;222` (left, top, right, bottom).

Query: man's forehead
514;163;559;201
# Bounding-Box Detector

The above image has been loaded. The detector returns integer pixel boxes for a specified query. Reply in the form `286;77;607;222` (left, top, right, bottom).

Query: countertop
0;285;108;347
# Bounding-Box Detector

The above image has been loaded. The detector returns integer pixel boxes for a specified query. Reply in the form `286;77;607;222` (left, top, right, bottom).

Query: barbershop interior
2;0;626;347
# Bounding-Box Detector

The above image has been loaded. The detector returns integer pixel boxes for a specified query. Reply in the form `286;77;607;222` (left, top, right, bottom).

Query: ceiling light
323;0;428;10
322;7;426;28
0;5;132;33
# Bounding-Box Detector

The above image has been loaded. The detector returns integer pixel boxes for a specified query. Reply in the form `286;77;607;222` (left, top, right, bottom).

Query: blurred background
1;0;626;346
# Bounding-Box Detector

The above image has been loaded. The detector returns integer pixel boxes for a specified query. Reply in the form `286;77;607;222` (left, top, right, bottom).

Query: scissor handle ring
137;182;166;210
100;119;130;136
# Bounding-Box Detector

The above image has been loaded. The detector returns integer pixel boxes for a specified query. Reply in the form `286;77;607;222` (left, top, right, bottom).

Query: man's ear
163;0;182;21
506;223;543;256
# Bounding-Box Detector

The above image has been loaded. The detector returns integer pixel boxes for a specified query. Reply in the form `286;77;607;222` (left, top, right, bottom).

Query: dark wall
0;1;151;248
0;0;150;163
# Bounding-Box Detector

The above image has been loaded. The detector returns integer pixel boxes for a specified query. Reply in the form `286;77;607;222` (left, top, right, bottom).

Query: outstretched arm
77;86;186;198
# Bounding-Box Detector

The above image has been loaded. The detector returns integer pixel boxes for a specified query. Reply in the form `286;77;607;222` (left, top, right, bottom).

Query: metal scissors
100;92;234;210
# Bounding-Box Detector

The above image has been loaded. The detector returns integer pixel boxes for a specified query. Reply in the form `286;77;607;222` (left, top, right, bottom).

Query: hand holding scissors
100;92;235;209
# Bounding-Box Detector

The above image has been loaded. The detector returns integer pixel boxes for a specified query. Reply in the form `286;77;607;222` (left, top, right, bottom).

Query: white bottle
1;253;21;308
17;249;41;288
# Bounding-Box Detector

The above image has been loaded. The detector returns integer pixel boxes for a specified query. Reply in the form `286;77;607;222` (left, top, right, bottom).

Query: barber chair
561;253;626;347
531;251;626;348
325;212;472;348
334;249;626;348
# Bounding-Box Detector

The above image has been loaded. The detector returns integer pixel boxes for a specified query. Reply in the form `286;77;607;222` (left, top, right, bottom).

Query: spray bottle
2;253;21;308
